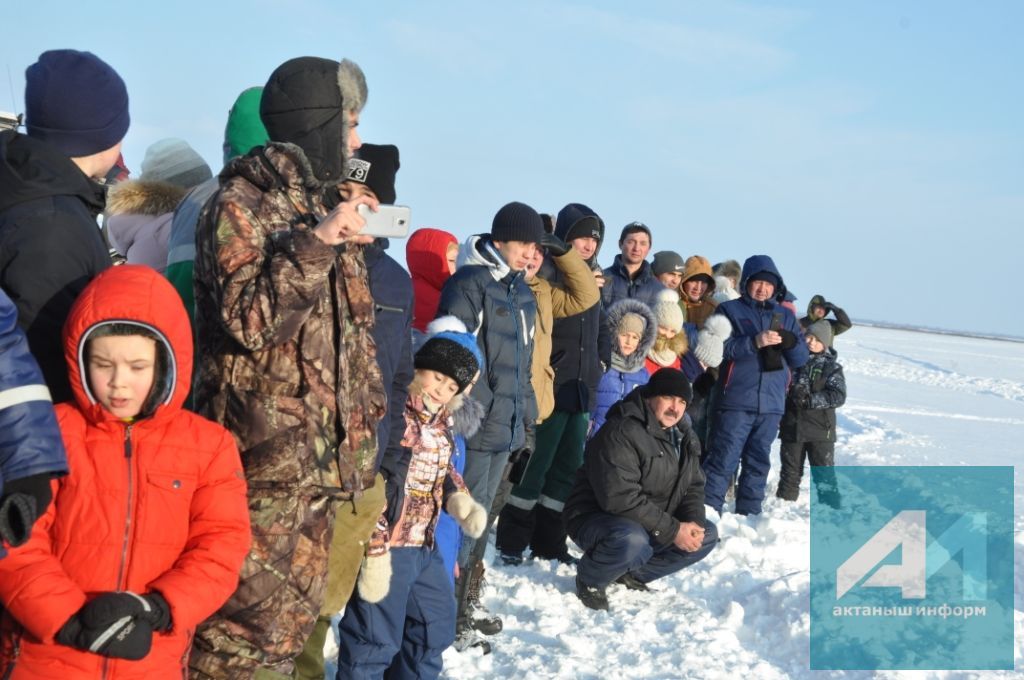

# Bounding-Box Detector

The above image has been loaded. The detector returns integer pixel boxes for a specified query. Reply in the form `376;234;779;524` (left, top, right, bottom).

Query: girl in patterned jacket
336;319;488;679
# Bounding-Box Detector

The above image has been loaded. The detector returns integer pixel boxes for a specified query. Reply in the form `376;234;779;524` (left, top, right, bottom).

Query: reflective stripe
88;616;134;653
0;384;52;411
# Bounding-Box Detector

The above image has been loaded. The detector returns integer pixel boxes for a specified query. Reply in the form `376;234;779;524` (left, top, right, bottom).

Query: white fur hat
652;288;684;331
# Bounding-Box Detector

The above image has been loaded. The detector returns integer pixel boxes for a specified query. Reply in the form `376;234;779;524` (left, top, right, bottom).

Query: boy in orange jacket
0;265;251;679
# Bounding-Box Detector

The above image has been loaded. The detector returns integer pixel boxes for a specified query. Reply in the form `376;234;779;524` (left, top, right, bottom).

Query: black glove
693;371;717;399
507;448;533;486
540;233;569;258
382;472;406;529
80;591;171;632
789;385;811;409
760;345;784;372
0;473;54;547
777;329;798;350
824;301;837;313
56;598;155;660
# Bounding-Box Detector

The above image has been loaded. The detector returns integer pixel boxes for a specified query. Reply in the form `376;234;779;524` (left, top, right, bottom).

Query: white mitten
693;315;732;368
445;492;487;538
357;551;393;603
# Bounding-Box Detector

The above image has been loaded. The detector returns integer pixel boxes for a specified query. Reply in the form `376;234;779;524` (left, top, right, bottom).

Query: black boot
495;503;535;566
575;575;609;611
615;572;651;592
529;505;575;563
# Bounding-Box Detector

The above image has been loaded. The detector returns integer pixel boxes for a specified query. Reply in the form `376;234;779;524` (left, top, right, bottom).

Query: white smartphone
357;204;411;238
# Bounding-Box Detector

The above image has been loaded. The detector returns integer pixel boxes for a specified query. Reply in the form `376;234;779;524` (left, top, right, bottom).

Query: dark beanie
25;50;129;157
651;251;686;277
491;201;544;244
345;143;399;204
642;368;693;402
415;333;481;393
619;221;652;245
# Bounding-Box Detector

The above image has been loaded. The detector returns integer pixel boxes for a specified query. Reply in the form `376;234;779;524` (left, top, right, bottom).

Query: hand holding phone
356;204;411;239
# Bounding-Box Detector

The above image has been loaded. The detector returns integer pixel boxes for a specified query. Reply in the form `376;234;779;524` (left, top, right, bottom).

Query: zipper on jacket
509;281;521;452
104;423;135;680
376;303;404;315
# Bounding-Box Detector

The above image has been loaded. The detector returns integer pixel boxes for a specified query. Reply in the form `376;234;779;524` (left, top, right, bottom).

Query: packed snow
327;324;1024;678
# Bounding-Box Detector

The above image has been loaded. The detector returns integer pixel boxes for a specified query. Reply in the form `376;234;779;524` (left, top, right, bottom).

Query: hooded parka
0;265;250;679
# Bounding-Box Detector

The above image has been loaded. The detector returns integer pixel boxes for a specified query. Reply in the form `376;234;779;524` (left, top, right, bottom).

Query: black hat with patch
345;143;399;204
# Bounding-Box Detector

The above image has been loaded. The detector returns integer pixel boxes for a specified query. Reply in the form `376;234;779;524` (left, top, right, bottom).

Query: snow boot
453;625;492;655
495;502;535;561
529;505;575;563
575;575;609;611
466;560;503;635
615;572;651;592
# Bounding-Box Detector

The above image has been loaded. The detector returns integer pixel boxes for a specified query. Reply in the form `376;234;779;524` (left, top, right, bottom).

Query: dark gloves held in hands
56;591;171;660
0;473;54;547
540;233;569;258
760;329;798;372
693;371;717;399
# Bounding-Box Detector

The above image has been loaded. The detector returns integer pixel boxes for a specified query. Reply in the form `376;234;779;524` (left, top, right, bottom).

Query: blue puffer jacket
600;255;664;309
713;255;809;415
590;298;658;437
0;289;68;556
436;235;538;454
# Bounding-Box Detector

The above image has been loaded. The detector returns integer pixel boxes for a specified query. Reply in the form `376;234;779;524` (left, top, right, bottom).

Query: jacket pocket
140;470;198;547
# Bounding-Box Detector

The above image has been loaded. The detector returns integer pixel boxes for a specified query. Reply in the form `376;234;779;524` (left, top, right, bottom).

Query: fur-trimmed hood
105;179;186;217
606;298;658;373
456;234;511;282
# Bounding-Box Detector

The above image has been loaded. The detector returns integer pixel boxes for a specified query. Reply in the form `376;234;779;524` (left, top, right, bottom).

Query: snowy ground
332;325;1024;678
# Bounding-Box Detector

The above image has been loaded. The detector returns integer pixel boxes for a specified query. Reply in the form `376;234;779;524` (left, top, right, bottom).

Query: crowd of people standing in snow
0;49;850;679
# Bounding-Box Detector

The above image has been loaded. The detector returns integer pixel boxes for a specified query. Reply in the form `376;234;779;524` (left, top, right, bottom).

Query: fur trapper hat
261;57;367;183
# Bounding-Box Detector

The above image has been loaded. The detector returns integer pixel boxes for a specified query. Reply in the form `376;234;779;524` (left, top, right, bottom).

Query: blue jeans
572;513;718;588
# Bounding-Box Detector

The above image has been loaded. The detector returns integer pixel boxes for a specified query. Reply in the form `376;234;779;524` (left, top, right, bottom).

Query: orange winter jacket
0;265;251;680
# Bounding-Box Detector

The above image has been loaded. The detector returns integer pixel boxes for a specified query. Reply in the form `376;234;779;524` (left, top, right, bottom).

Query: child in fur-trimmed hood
336;317;489;679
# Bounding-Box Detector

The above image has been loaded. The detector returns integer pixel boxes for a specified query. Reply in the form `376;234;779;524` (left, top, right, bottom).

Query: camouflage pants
189;491;338;679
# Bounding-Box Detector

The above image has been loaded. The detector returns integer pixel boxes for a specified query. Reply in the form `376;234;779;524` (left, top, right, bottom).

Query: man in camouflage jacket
189;56;387;679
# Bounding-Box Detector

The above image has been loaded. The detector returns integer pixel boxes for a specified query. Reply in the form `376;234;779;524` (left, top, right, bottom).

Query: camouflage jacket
193;142;386;495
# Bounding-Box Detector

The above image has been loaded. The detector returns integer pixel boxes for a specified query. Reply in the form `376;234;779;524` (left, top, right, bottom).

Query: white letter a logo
836;510;927;599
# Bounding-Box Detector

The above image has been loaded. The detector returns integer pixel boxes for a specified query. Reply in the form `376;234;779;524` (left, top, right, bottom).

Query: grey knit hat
140;138;212;189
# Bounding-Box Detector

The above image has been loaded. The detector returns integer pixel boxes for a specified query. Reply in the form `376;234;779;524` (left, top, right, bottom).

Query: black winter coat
544;204;611;413
436;236;538;454
0;132;111;403
600;255;664;309
779;348;846;443
564;388;706;547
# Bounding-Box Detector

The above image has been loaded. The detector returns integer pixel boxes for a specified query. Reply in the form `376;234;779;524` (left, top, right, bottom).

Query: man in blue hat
0;49;130;403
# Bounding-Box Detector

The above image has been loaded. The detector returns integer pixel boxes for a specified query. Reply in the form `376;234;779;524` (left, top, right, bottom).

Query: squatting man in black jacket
563;368;719;610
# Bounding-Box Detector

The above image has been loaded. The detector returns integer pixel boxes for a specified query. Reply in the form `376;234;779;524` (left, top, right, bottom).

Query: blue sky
5;1;1022;336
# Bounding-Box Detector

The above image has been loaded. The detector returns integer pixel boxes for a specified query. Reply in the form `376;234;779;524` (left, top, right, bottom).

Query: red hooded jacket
0;265;251;679
406;228;457;332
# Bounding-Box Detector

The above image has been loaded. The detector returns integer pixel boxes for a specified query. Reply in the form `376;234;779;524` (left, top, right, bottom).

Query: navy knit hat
491;201;544;244
345;143;399;204
642;367;693;403
25;50;129;156
415;317;483;394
